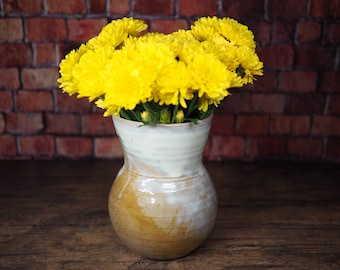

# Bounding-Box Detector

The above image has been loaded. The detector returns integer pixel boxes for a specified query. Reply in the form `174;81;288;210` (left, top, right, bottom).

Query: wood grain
1;160;339;269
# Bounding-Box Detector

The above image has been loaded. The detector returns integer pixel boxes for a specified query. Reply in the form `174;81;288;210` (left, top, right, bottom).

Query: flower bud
160;108;171;124
141;111;151;123
175;110;184;123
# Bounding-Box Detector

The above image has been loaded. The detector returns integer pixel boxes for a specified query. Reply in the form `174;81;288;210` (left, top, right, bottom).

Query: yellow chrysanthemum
197;69;244;112
87;18;147;50
99;52;155;116
177;40;204;64
237;46;264;84
191;24;216;41
201;36;239;71
72;47;113;101
58;50;79;95
218;17;256;49
229;70;244;88
154;61;194;108
192;16;220;28
188;53;230;110
166;30;196;58
57;17;263;121
133;36;175;75
170;29;195;40
58;44;89;95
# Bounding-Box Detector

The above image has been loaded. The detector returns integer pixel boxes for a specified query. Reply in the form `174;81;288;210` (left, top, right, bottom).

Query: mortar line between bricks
105;0;110;16
264;0;269;21
130;0;135;17
334;47;340;71
217;0;222;17
42;0;47;15
306;0;311;17
174;0;179;19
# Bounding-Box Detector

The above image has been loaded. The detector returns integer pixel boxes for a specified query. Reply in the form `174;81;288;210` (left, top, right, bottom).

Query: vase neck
123;147;205;178
113;116;212;178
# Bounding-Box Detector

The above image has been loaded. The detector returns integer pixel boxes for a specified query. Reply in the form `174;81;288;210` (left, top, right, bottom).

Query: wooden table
1;160;340;269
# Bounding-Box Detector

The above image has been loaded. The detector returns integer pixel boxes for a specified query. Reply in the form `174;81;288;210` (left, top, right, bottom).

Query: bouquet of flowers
58;17;263;124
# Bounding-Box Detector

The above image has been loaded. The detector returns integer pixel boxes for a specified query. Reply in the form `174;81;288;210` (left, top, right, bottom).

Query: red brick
222;0;265;19
0;114;4;133
68;19;107;41
26;18;67;41
219;92;251;113
46;0;86;13
244;69;277;92
81;114;115;135
150;20;188;34
325;138;340;160
57;42;84;64
203;136;211;159
287;138;322;158
19;135;55;156
325;24;340;45
57;137;92;157
89;0;106;13
247;22;270;45
93;106;106;114
22;68;59;90
45;113;81;134
248;137;286;159
296;21;322;43
271;21;295;44
134;0;174;15
0;18;23;41
94;137;123;158
296;46;335;69
311;116;340;136
210;135;246;159
278;71;317;92
34;43;55;65
270;116;290;135
0;135;17;157
6;113;43;134
286;94;325;114
202;138;209;161
210;115;234;135
269;0;307;18
320;72;340;93
270;115;310;135
310;0;340;18
0;44;32;67
250;94;285;113
327;95;340;115
0;91;13;112
3;0;43;13
55;91;93;113
110;0;130;14
290;117;311;136
236;115;269;135
16;90;53;112
257;45;294;68
0;68;20;90
179;0;217;16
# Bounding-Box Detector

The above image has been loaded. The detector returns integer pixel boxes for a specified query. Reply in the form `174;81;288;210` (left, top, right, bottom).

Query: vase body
108;115;217;260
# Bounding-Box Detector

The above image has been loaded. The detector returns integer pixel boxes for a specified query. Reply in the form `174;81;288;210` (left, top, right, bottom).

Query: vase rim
112;114;213;129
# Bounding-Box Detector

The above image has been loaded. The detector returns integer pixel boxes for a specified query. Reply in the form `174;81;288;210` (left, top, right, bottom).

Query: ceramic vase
108;115;217;260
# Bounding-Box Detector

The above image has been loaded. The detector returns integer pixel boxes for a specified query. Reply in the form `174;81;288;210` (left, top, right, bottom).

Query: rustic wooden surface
0;160;339;269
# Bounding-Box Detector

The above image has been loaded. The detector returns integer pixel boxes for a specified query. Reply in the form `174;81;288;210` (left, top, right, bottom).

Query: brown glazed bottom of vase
115;227;206;260
108;173;217;260
109;202;212;260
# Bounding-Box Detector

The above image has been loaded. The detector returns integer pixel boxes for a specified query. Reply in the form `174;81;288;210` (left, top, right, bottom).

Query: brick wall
0;0;339;161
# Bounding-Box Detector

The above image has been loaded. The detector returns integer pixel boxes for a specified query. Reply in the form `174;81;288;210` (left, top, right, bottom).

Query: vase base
117;236;207;260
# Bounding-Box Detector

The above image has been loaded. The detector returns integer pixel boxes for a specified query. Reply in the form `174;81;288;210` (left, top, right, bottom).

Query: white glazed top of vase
112;115;212;178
